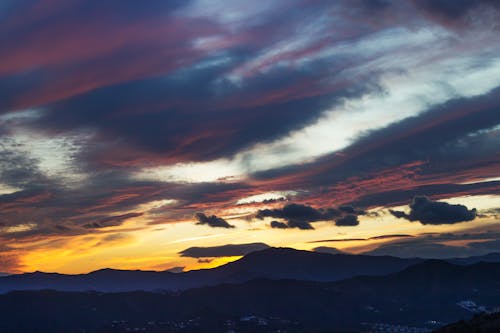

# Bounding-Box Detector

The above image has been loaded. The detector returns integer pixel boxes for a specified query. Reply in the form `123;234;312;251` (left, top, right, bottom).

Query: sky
0;0;499;274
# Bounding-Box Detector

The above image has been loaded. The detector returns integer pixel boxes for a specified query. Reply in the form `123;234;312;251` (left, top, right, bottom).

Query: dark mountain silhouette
1;248;500;294
447;252;500;265
1;260;499;333
335;259;500;297
0;247;424;293
433;311;500;333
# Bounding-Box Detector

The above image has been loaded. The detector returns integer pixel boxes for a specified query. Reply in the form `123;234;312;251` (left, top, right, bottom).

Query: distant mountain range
434;311;500;333
1;257;500;332
2;248;500;294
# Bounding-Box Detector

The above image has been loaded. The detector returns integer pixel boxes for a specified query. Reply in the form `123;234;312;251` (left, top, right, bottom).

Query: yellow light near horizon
10;195;500;274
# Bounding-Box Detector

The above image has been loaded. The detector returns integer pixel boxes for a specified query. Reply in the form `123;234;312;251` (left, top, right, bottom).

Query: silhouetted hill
2;248;500;294
204;247;423;281
1;260;500;332
335;259;500;298
0;247;423;293
433;312;500;333
448;252;500;265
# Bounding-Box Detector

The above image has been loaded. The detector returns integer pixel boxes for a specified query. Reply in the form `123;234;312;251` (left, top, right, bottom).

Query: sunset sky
0;0;499;274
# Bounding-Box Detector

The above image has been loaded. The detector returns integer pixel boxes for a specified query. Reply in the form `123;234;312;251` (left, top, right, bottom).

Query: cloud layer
0;0;499;272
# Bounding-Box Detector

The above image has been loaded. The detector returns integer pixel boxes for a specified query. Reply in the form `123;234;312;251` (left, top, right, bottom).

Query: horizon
0;0;499;276
4;246;500;276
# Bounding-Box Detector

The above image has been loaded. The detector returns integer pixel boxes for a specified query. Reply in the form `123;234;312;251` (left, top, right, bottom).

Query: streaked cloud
0;0;498;273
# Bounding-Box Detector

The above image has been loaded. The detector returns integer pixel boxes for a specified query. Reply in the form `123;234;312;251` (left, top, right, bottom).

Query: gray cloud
309;234;415;243
270;220;289;229
194;212;235;229
335;214;359;227
390;196;477;225
83;212;143;229
257;203;365;230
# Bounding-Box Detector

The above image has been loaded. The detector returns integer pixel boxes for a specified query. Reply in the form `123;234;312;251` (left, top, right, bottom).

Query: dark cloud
287;219;315;230
339;205;365;215
0;0;498;266
83;212;143;229
32;63;362;168
257;204;341;230
0;244;23;273
270;220;289;229
2;1;374;169
370;234;415;240
0;140;48;189
335;214;359;227
179;242;270;258
195;213;235;229
257;203;365;230
390;196;477;225
0;169;251;240
197;258;213;264
414;0;479;19
413;0;500;22
309;234;414;243
313;246;345;255
165;266;184;273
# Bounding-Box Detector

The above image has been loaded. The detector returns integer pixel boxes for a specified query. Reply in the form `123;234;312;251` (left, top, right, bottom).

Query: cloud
313;246;345;255
335;214;359;227
194;212;235;228
339;205;365;215
197;258;213;263
0;0;499;272
83;212;143;229
257;203;365;230
253;86;500;209
256;203;341;230
270;220;289;229
0;244;23;273
367;240;469;258
390;196;477;225
413;0;500;25
287;219;315;230
165;266;185;273
309;234;415;243
179;242;270;258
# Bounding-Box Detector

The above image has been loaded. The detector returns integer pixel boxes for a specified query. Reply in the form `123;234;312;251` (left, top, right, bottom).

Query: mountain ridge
1;247;500;294
2;259;500;332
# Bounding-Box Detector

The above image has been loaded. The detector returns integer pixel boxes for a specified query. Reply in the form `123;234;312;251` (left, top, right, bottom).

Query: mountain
0;247;423;293
1;260;499;333
2;248;500;294
196;247;424;281
447;252;500;265
335;259;500;298
433;311;500;333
